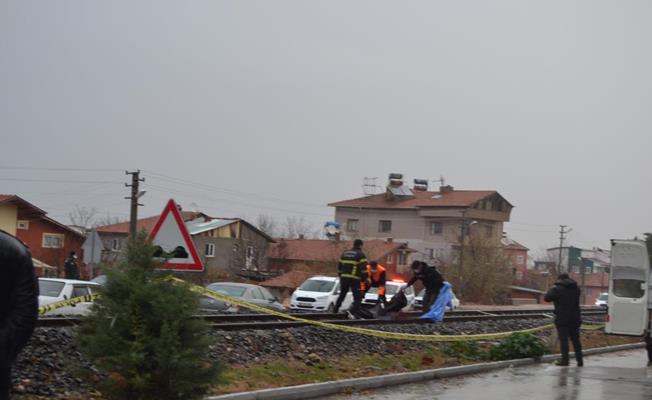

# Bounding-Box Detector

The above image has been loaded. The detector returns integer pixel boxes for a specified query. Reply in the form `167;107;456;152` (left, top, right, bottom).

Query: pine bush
76;233;221;399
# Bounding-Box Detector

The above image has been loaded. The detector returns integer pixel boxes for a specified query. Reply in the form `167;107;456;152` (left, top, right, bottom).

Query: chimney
334;232;341;241
386;237;393;243
439;185;454;193
298;234;305;240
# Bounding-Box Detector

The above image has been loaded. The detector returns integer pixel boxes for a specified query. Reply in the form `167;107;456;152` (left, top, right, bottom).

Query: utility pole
125;170;145;238
557;225;571;273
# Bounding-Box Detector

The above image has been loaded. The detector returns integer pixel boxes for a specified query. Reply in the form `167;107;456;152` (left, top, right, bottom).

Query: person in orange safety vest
360;261;387;304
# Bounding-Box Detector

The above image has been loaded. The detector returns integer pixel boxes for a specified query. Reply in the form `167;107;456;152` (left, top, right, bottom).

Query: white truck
605;240;651;338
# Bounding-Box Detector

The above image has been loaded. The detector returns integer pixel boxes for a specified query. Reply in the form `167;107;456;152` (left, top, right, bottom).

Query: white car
595;292;608;307
38;278;101;316
413;288;460;311
362;280;415;309
290;276;352;313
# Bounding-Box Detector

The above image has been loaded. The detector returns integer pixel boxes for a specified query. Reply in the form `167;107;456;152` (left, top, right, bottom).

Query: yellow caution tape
172;277;557;342
38;294;100;315
39;277;603;342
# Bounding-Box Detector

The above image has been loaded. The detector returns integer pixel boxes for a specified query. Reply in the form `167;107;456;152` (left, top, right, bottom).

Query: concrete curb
206;342;645;400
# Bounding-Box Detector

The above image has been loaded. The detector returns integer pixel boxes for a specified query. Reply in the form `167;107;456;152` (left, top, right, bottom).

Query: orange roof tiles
328;190;499;210
267;239;411;263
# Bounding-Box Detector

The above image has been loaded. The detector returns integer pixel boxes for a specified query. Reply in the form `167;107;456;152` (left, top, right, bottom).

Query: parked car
595;292;608;307
38;278;101;316
413;288;460;311
290;276;352;313
203;282;285;313
362;280;415;309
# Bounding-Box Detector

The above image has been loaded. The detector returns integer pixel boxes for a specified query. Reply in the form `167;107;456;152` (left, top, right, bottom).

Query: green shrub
76;233;221;400
441;341;483;360
488;332;546;361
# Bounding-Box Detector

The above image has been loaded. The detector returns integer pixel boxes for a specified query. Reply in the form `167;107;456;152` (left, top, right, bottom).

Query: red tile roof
267;239;412;263
328;190;501;210
260;270;317;289
95;211;200;234
502;238;529;251
0;194;46;217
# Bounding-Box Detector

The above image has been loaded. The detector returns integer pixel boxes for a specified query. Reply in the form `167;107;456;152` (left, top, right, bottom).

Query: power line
0;178;123;184
0;166;123;172
144;183;333;218
144;170;328;209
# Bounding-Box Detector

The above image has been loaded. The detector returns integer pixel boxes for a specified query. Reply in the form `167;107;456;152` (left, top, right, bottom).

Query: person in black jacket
544;273;583;367
64;251;79;280
0;231;39;400
333;239;367;318
405;261;444;312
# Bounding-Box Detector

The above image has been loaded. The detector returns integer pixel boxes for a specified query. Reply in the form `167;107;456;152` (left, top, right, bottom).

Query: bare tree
282;216;319;239
93;213;127;228
68;206;99;230
256;214;278;237
440;237;513;304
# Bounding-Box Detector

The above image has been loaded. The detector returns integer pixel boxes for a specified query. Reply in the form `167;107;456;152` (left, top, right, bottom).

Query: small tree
441;236;513;304
76;233;221;399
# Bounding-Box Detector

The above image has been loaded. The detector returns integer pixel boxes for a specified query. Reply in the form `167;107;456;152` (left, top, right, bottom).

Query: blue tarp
419;281;453;322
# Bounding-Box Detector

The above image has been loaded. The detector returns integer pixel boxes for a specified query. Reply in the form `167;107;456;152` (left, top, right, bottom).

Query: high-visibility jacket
337;246;367;280
361;264;387;296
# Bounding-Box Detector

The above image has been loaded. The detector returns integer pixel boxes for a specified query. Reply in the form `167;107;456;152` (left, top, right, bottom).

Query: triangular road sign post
148;199;204;271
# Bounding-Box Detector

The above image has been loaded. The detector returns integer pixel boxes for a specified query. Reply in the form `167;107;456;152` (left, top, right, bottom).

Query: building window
16;220;29;230
426;248;434;259
430;222;443;235
516;255;525;265
205;243;215;258
246;246;255;269
346;219;359;232
378;220;392;233
386;254;393;264
398;252;407;266
42;233;64;248
111;238;121;252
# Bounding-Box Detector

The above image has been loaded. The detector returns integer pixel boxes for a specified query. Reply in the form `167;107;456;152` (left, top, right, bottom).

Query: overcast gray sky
2;1;651;254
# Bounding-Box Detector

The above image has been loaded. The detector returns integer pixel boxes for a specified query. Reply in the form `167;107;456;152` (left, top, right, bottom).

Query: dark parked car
201;282;285;313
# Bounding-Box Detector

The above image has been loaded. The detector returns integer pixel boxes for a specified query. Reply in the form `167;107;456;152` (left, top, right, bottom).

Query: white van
606;240;651;336
289;276;352;313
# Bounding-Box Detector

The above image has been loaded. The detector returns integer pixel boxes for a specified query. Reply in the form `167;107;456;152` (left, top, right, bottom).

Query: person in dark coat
0;231;39;400
544;273;583;366
333;239;367;318
405;261;445;312
64;251;79;280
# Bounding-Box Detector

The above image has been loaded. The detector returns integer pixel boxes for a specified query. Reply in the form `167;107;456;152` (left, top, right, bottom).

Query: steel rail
37;308;606;329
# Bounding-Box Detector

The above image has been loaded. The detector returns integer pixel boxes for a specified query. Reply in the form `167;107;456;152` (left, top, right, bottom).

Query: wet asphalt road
322;349;652;400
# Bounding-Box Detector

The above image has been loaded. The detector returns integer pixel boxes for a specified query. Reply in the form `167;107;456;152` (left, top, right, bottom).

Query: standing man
0;231;39;400
405;261;444;312
361;261;387;305
544;273;583;367
333;239;367;318
64;251;79;280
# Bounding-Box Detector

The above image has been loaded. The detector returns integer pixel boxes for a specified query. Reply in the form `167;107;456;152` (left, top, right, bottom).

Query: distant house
328;174;513;265
266;238;414;279
502;236;529;281
0;194;85;277
95;211;275;281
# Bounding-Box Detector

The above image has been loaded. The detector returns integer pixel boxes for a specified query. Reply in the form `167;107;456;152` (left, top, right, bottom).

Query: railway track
38;307;606;330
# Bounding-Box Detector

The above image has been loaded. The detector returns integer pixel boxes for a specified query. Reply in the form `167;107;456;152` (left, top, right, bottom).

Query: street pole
125;170;145;238
558;225;569;273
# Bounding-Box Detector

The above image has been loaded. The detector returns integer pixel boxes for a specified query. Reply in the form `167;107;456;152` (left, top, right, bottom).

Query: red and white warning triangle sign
148;199;203;271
